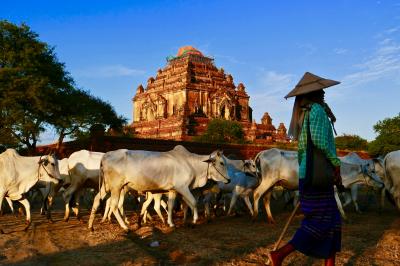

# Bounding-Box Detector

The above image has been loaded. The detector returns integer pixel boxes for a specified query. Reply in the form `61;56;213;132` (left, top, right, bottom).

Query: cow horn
39;158;49;166
203;157;215;163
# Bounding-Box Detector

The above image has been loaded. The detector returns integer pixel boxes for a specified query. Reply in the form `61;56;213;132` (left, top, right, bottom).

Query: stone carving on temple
130;45;287;142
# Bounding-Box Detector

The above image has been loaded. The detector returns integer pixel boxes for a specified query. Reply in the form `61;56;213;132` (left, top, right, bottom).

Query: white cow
253;148;383;223
384;150;400;209
139;158;257;225
0;149;61;232
37;158;71;220
253;149;299;223
62;150;104;221
216;159;259;216
88;145;230;231
339;153;384;213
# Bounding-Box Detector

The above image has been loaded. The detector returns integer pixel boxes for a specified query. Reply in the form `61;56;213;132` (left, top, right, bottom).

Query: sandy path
0;195;399;265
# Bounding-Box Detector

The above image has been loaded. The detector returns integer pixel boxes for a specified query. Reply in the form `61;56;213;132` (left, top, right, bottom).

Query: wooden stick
273;201;300;251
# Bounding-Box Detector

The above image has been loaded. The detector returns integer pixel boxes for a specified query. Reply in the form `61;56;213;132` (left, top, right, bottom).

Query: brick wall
36;136;370;159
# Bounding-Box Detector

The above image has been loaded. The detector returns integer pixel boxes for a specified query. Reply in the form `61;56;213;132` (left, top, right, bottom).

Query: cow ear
217;150;223;156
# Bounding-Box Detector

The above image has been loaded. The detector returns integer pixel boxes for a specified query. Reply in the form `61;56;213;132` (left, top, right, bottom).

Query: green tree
49;88;126;148
0;21;127;152
368;113;400;157
335;134;368;151
194;119;245;144
0;20;73;153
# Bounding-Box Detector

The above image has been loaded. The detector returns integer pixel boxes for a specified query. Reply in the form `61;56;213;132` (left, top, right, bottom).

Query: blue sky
2;0;400;142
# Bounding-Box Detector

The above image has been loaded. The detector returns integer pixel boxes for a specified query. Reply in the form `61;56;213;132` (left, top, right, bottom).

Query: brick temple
130;46;287;143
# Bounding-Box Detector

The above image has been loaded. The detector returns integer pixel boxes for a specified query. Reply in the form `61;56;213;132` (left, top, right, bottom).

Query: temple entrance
220;104;231;120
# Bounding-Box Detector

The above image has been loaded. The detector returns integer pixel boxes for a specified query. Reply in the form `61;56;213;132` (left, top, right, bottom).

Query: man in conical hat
268;72;342;266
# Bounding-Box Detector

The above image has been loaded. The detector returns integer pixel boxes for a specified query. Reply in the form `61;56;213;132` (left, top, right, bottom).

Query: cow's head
361;163;384;189
242;159;257;177
372;158;385;180
203;150;230;184
38;154;62;184
58;158;71;185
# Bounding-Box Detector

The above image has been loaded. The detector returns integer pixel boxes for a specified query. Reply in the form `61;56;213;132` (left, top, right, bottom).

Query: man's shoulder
310;103;325;114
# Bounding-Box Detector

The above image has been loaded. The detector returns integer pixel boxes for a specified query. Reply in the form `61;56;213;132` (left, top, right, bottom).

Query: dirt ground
0;192;399;266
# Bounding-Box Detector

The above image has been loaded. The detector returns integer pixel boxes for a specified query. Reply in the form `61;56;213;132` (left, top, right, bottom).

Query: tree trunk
26;142;36;155
56;129;65;152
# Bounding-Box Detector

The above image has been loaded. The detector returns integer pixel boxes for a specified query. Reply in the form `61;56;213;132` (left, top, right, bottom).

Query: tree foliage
335;134;368;151
0;21;126;152
194;119;245;144
0;20;73;152
368;113;400;157
49;88;126;147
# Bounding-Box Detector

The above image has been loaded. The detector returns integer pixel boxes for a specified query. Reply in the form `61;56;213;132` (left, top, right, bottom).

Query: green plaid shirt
298;103;341;179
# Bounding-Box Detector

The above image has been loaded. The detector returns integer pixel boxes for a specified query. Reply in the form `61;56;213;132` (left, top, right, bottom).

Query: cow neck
15;155;43;195
188;154;209;189
225;158;243;171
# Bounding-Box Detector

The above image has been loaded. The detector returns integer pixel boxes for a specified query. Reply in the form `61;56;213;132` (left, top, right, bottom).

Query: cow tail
383;155;393;191
383;155;396;205
254;151;263;184
99;160;104;198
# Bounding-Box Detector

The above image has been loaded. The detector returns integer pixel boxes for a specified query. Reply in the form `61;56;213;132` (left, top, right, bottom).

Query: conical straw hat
284;72;340;99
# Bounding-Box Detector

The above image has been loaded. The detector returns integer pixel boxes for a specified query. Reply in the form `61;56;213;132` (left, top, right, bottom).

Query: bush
194;119;245;144
368;113;400;157
335;134;368;151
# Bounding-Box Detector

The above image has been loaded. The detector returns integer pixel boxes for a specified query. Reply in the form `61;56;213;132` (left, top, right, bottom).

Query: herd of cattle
0;145;399;233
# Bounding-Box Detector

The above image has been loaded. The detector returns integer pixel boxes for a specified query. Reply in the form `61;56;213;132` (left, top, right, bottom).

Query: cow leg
0;192;5;214
203;192;212;220
182;201;189;223
142;208;154;224
140;192;153;224
243;195;254;216
334;189;347;220
342;191;352;208
46;194;54;222
63;184;77;222
103;191;125;224
167;191;177;227
351;185;361;213
102;190;126;224
88;186;108;231
18;198;31;231
47;182;59;220
153;194;165;224
161;199;168;213
72;189;84;220
109;188;129;232
262;190;275;224
40;187;49;215
380;188;386;210
252;178;275;221
117;188;128;225
178;188;198;224
0;192;5;233
6;197;14;214
227;192;239;216
102;197;111;223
